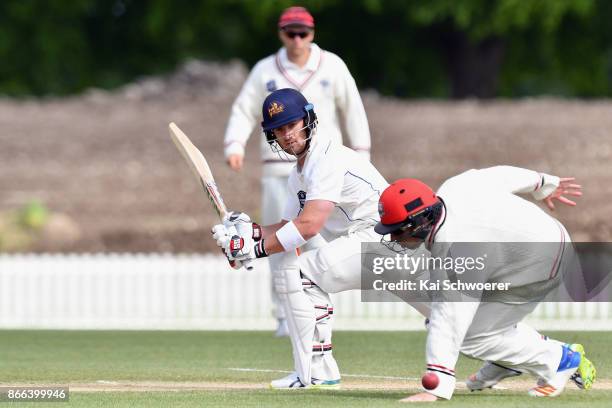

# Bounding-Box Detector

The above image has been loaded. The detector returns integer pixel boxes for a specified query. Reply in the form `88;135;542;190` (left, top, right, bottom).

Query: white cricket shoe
466;361;522;391
269;372;340;390
270;372;305;389
528;344;582;397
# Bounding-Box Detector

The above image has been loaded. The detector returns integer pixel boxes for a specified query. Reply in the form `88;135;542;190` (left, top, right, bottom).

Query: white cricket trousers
297;227;431;317
425;226;573;399
459;301;562;378
298;228;378;293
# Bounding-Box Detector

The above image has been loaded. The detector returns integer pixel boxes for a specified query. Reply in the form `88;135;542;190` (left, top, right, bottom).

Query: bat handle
241;259;254;271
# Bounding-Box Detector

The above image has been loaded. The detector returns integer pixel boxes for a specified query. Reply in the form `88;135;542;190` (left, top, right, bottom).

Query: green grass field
0;330;609;407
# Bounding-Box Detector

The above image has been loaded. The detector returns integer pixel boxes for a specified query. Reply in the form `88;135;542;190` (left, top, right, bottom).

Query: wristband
252;223;262;241
254;240;268;258
276;221;307;252
532;173;560;201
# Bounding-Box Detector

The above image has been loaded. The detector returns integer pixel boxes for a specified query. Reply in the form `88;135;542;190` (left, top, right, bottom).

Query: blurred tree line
1;0;611;98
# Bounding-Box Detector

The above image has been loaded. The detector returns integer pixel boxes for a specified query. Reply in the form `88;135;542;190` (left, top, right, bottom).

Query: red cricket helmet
375;178;441;236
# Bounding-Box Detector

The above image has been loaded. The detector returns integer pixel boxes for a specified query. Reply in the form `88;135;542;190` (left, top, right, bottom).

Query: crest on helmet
268;102;284;118
378;201;385;218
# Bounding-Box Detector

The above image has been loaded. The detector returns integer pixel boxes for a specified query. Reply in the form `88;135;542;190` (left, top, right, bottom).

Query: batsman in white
374;168;596;402
214;88;420;389
222;6;371;336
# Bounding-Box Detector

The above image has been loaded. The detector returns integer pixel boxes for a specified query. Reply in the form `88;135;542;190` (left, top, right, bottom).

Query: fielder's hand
226;154;244;172
544;177;582;211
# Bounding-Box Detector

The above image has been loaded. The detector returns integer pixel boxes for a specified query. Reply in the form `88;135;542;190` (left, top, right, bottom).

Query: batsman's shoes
569;343;596;390
466;361;522;391
270;372;305;389
528;344;581;397
310;378;341;390
274;318;290;338
270;372;340;390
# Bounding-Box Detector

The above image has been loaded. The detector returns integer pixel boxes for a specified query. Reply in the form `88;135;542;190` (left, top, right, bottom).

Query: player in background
222;6;371;336
213;88;427;389
374;168;596;402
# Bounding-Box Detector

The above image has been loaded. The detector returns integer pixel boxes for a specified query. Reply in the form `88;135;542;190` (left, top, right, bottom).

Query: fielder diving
374;169;596;401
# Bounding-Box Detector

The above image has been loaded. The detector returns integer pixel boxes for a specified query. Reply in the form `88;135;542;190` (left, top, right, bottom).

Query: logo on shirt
268;101;284;118
320;79;330;88
298;190;307;209
266;80;277;92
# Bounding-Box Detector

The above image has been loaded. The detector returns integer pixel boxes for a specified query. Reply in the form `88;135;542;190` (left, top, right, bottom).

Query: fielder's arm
223;65;263;165
469;166;581;208
334;58;371;158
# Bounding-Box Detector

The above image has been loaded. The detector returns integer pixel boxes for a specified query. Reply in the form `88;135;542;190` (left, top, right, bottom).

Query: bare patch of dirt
0;60;610;253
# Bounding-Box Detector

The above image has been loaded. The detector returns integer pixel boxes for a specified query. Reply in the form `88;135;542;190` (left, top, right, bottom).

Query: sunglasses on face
284;30;310;39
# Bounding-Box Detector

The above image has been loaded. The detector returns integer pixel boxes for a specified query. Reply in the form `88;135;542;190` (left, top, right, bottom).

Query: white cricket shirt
282;134;387;241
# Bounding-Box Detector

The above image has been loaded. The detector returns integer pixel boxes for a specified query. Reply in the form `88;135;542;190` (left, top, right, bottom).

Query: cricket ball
421;372;439;390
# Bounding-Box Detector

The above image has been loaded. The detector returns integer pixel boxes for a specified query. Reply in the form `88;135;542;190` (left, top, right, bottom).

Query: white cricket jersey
422;166;569;399
223;43;371;177
282;135;387;241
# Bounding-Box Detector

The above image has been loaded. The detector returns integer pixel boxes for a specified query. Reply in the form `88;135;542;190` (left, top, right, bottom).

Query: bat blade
169;122;253;271
169;122;228;220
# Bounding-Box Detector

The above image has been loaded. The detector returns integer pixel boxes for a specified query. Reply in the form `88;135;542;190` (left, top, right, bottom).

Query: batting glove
210;224;243;269
222;211;262;241
211;224;231;248
212;223;262;245
222;211;251;226
224;231;268;263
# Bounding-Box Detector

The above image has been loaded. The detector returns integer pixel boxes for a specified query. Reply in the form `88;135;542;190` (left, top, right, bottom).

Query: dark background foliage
1;0;611;98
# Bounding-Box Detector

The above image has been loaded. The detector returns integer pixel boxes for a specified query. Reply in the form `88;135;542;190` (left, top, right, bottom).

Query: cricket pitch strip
1;379;610;393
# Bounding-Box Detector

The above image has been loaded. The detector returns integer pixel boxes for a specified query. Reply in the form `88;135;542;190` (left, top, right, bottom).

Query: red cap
278;6;315;28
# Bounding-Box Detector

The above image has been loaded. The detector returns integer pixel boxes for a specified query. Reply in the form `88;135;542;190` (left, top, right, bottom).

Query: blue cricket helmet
261;89;317;150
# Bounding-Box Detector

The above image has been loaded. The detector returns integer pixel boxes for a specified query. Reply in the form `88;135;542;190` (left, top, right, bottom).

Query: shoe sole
571;344;596;390
529;384;561;397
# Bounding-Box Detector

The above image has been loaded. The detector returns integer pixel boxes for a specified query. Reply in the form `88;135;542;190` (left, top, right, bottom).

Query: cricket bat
169;122;252;270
